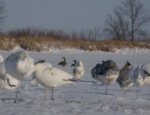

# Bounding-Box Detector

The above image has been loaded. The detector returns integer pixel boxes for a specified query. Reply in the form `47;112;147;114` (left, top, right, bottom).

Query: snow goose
58;57;67;67
91;60;119;95
33;61;75;100
117;61;133;94
129;65;144;97
72;60;84;80
0;56;20;102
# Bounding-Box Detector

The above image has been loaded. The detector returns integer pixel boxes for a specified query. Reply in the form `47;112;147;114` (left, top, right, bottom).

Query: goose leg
125;89;128;96
105;84;108;95
0;89;5;102
96;81;98;91
14;87;18;103
14;81;19;104
43;89;47;102
51;87;54;100
136;86;138;98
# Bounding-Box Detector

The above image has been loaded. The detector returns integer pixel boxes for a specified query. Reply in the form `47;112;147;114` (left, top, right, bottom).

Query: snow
0;48;150;115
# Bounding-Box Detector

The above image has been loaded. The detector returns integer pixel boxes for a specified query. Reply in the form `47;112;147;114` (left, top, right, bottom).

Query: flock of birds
0;50;150;103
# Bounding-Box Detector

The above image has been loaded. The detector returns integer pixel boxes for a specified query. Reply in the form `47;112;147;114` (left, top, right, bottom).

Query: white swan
0;55;20;102
91;60;119;94
33;61;75;100
72;60;84;80
117;61;133;94
129;65;144;97
4;51;34;80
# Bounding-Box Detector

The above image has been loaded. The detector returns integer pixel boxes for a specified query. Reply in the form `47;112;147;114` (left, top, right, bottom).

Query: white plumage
33;61;75;100
141;63;150;85
0;56;20;90
4;51;34;80
129;65;144;86
30;62;52;87
0;55;20;102
129;65;144;97
1;51;34;103
73;61;84;79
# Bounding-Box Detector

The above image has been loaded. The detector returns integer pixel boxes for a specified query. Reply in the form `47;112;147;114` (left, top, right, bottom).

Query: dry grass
0;37;150;52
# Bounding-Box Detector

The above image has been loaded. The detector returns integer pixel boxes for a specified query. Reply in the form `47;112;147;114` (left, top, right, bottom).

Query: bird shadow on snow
76;80;106;86
62;91;114;96
3;98;23;103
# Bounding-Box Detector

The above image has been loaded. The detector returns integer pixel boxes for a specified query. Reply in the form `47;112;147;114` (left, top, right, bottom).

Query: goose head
73;60;77;64
125;61;131;68
71;60;77;67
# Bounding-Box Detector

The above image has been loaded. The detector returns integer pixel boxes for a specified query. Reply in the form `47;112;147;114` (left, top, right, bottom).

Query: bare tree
0;0;5;30
119;0;150;41
104;0;150;41
104;9;129;40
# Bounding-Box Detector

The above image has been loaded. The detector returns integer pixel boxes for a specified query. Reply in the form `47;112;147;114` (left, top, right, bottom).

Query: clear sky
3;0;150;32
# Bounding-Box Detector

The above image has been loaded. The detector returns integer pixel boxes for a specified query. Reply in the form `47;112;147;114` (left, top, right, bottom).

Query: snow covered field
0;48;150;115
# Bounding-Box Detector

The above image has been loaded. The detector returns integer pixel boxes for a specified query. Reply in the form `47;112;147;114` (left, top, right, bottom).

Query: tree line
0;0;150;42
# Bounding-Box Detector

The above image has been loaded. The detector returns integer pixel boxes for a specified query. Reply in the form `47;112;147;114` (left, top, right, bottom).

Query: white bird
140;63;150;85
129;65;144;97
3;51;34;103
72;60;84;80
33;61;75;100
0;55;20;102
4;51;34;80
117;61;133;94
91;60;119;95
30;60;52;87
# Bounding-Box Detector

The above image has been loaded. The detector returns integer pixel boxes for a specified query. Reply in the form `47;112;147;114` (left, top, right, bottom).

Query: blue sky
3;0;150;32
